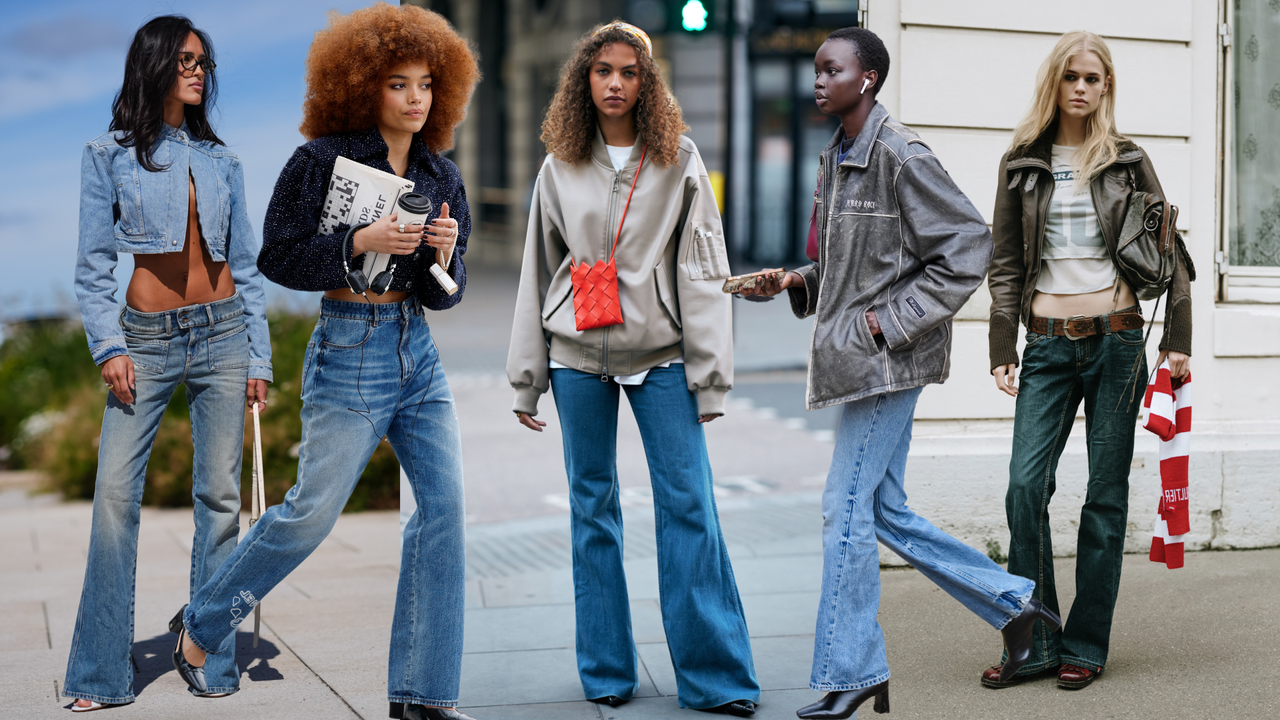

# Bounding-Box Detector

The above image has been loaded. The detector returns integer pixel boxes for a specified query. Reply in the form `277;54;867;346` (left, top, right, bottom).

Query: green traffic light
681;0;708;31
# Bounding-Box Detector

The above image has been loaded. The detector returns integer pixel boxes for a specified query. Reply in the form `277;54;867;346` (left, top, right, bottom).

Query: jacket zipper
601;169;621;381
1026;164;1055;320
807;149;838;406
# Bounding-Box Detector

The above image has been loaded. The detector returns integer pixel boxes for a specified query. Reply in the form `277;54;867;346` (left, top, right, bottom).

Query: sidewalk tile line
260;618;364;719
42;600;51;649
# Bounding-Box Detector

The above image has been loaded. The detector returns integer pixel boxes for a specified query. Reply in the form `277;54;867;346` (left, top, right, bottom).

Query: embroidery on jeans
906;296;926;318
229;590;260;628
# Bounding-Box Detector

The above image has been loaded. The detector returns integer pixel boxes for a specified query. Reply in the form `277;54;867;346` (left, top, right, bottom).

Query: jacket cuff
695;386;728;416
90;340;129;367
787;264;820;319
248;363;274;383
512;384;542;416
1159;297;1192;357
989;313;1021;372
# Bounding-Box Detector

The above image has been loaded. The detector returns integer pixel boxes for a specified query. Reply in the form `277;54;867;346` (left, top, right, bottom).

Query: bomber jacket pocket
655;264;682;328
689;227;731;280
541;281;573;321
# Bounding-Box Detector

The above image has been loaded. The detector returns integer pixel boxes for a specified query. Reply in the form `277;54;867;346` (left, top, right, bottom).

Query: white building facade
859;0;1280;561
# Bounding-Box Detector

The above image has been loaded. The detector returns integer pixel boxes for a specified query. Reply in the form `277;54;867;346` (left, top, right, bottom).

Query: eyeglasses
178;53;216;73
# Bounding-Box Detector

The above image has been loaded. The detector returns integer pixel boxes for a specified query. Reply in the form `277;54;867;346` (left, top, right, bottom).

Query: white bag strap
250;402;265;647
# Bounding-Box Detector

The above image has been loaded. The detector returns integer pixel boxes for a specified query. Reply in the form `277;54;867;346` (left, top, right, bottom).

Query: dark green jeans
1005;324;1147;674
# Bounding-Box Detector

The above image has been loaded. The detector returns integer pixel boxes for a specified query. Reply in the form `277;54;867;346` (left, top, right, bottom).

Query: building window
1227;0;1280;300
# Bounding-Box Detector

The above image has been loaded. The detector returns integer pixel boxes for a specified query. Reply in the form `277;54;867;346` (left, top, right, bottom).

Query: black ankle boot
796;682;889;719
389;702;477;720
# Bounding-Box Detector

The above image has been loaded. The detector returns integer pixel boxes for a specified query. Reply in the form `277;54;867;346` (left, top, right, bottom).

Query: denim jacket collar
830;102;890;169
159;120;192;142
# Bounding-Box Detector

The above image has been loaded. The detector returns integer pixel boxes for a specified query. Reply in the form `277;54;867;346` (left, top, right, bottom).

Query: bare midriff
323;288;411;303
1030;282;1137;319
126;173;236;312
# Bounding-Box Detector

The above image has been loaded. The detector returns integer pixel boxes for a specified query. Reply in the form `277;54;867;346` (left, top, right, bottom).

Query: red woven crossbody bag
569;144;647;331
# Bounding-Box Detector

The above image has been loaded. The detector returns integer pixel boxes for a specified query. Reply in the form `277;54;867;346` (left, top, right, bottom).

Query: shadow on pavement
131;631;283;696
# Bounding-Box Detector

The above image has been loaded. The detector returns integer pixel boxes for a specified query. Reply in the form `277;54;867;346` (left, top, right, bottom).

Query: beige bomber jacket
507;131;734;417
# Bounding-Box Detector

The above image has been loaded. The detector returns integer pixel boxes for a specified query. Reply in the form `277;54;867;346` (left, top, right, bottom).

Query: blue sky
0;0;380;320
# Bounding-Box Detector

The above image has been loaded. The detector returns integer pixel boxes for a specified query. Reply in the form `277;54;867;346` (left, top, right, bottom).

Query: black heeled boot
796;682;888;719
998;597;1063;683
389;702;478;720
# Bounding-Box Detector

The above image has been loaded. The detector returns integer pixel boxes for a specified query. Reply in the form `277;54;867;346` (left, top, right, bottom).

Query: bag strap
607;144;647;262
248;402;266;647
251;403;265;522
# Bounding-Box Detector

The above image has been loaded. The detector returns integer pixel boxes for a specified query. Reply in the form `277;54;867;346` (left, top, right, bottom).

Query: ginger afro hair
299;2;479;153
541;23;688;168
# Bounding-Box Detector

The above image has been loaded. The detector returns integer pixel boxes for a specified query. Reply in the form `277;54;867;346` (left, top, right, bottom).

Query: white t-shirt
606;144;632;172
1036;145;1117;295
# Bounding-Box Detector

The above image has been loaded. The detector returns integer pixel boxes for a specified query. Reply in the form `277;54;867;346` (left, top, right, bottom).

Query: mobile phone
722;268;786;294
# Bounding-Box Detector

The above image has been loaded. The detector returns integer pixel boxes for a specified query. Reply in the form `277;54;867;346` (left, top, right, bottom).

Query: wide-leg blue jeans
64;295;250;704
811;386;1034;692
550;365;760;709
183;298;467;707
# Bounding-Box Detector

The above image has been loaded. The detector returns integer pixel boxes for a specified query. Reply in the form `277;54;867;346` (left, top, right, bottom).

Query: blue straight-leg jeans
550;365;760;710
183;298;467;707
64;295;250;704
811;386;1034;692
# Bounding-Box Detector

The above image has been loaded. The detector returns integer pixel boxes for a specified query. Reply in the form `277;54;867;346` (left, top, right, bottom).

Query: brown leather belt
1028;311;1144;340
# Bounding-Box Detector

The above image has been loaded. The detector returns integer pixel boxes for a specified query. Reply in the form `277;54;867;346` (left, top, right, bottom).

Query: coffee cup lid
397;192;433;214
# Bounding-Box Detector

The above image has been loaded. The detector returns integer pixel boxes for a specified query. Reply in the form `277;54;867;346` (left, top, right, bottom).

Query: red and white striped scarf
1143;360;1191;569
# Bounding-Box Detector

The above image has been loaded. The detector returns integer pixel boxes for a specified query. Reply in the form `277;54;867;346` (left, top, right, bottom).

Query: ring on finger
105;383;113;388
398;223;406;233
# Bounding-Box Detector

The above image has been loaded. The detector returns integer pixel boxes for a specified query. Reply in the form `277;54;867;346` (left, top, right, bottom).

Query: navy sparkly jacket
258;128;469;310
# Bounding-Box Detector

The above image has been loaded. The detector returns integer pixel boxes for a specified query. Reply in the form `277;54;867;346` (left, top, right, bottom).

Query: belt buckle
1062;314;1088;341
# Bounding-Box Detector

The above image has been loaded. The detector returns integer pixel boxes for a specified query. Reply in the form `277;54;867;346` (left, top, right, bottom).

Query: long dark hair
110;16;223;172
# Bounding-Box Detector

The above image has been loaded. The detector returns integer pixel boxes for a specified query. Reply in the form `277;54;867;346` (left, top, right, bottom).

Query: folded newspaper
319;156;433;284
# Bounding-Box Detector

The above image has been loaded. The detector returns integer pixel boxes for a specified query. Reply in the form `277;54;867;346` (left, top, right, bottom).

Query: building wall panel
900;0;1194;42
898;27;1192;137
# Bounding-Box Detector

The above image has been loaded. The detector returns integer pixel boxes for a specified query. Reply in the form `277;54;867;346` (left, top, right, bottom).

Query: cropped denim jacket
75;123;272;381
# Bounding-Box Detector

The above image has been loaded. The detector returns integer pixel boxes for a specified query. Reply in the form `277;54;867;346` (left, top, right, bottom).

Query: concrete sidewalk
3;478;1278;720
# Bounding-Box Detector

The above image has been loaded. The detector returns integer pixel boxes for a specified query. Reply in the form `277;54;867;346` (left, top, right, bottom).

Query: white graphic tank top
1036;145;1117;295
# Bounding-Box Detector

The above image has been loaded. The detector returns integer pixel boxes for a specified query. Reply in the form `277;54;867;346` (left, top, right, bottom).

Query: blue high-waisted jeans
64;294;250;704
811;386;1034;692
183;297;467;707
550;365;760;710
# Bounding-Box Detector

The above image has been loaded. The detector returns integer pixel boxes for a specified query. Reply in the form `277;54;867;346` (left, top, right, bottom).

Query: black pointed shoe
169;605;207;695
998;598;1063;683
588;695;627;707
389;703;477;720
796;682;888;719
700;699;757;716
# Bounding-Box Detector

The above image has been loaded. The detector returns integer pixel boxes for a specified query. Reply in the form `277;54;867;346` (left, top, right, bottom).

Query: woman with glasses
64;15;271;712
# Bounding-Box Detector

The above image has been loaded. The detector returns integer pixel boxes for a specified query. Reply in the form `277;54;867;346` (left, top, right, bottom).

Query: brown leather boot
1057;663;1099;689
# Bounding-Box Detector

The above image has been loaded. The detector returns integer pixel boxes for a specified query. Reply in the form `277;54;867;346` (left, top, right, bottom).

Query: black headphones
342;222;402;295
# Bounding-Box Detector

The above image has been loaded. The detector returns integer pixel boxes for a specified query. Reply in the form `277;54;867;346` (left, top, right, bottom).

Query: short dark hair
826;27;890;95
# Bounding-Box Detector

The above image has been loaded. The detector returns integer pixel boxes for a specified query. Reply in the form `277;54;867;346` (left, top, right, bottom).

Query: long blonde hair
1009;31;1122;184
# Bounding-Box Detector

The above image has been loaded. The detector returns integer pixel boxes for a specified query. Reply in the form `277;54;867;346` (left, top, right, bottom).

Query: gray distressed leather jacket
786;103;992;409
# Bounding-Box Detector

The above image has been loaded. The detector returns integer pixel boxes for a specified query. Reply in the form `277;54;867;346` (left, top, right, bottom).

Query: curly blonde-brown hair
299;2;479;153
541;23;688;167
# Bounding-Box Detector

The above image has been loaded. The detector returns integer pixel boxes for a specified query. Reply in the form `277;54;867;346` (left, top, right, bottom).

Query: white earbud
860;78;872;95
